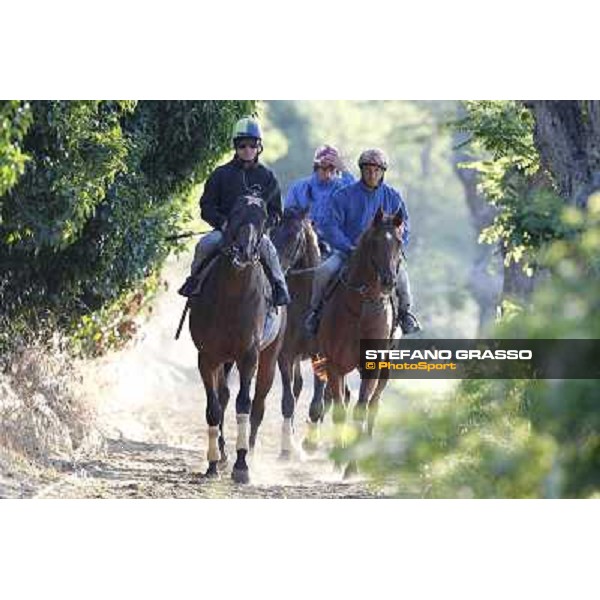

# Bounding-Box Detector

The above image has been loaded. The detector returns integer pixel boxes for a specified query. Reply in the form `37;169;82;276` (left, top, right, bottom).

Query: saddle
183;252;281;349
259;273;283;350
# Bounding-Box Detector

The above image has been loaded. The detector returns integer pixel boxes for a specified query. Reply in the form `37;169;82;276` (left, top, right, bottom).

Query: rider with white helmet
305;148;421;335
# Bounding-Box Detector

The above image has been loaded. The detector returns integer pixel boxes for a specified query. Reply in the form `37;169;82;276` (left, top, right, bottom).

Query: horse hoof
218;454;229;469
205;462;220;479
278;450;292;462
343;462;359;480
302;437;319;455
231;467;250;484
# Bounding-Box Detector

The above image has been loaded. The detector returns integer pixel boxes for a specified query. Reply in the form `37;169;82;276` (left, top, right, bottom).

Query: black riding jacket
200;157;283;229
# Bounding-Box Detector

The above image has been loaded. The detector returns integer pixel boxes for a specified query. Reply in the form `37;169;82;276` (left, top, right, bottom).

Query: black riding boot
304;307;321;337
178;252;218;298
259;238;291;306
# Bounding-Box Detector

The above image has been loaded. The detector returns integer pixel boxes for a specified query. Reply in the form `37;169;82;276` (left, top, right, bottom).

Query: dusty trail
31;251;391;499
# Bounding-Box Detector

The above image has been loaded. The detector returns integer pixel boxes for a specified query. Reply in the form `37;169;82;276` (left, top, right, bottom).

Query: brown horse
188;195;286;483
317;207;404;477
269;207;326;458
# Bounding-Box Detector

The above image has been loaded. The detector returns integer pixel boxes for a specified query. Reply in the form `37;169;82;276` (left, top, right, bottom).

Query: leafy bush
0;100;255;358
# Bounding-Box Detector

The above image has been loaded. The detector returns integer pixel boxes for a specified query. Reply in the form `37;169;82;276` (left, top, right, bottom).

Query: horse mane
277;207;321;269
300;218;321;267
224;195;268;243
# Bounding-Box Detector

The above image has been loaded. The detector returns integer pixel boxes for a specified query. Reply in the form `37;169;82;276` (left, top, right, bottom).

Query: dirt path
28;252;392;499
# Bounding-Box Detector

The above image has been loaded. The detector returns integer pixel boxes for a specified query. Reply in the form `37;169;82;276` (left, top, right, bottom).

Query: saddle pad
260;306;282;351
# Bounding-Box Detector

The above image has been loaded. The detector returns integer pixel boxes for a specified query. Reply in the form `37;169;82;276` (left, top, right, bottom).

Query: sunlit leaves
0;101;32;200
0;100;256;357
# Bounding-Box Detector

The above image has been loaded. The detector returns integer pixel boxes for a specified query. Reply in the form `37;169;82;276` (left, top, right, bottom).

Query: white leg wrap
207;426;220;462
236;414;250;451
281;418;294;453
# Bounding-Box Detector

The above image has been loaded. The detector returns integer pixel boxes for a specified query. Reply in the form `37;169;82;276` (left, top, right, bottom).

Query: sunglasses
236;141;259;150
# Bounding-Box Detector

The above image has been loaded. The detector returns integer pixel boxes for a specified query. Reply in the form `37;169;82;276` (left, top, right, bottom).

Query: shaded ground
5;251;393;499
33;438;387;499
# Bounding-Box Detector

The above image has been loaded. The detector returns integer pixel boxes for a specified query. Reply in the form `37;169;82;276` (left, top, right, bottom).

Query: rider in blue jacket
305;148;421;335
285;145;354;252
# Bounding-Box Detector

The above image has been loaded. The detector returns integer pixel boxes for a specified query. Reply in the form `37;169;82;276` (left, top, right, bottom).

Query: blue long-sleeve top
284;171;355;237
322;180;410;255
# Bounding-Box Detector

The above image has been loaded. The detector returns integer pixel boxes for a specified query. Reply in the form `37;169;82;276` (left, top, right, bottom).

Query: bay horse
317;207;404;477
269;207;326;458
188;195;286;483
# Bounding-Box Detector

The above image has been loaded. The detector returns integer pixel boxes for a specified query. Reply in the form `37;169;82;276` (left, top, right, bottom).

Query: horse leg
249;333;281;453
217;362;233;467
303;373;326;454
277;353;296;460
367;368;390;437
344;383;352;408
327;367;347;469
198;352;222;478
292;359;303;399
232;348;259;484
323;382;333;420
344;371;380;480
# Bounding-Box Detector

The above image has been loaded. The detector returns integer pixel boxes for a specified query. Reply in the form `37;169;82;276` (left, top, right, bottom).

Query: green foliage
0;100;256;359
2;101;132;251
456;101;576;269
457;101;538;171
354;198;600;498
0;101;32;199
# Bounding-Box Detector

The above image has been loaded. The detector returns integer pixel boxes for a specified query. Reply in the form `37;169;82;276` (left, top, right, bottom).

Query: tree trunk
452;118;503;336
522;101;600;207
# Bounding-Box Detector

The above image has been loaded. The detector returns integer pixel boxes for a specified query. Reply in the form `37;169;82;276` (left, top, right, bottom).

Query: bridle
341;238;403;299
221;198;267;269
284;222;310;276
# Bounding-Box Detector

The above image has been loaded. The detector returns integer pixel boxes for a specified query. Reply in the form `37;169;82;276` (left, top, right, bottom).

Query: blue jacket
323;180;410;255
284;171;355;237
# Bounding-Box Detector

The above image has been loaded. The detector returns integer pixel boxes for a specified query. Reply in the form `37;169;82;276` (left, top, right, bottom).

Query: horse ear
373;206;384;225
393;211;403;229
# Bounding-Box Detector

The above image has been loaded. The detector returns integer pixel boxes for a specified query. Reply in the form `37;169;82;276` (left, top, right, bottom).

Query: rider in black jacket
179;117;291;306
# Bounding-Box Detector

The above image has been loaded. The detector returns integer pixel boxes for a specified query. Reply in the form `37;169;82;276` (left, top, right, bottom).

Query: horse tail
311;353;328;382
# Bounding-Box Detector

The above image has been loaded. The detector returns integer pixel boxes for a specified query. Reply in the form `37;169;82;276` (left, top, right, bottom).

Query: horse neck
213;254;262;297
346;239;377;288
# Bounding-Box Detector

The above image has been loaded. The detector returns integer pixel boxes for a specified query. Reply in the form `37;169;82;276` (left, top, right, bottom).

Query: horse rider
304;148;422;336
178;116;291;306
284;144;355;255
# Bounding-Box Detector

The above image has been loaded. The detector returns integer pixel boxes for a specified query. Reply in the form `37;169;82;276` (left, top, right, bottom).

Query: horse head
355;207;404;293
222;194;268;270
270;206;320;272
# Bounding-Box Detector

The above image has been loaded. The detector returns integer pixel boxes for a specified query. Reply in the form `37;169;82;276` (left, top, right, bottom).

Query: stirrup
399;310;422;335
178;276;197;298
272;283;291;306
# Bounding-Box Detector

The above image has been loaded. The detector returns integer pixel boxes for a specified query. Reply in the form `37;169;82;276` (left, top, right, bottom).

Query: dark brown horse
269;207;326;458
317;207;404;477
188;195;286;483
